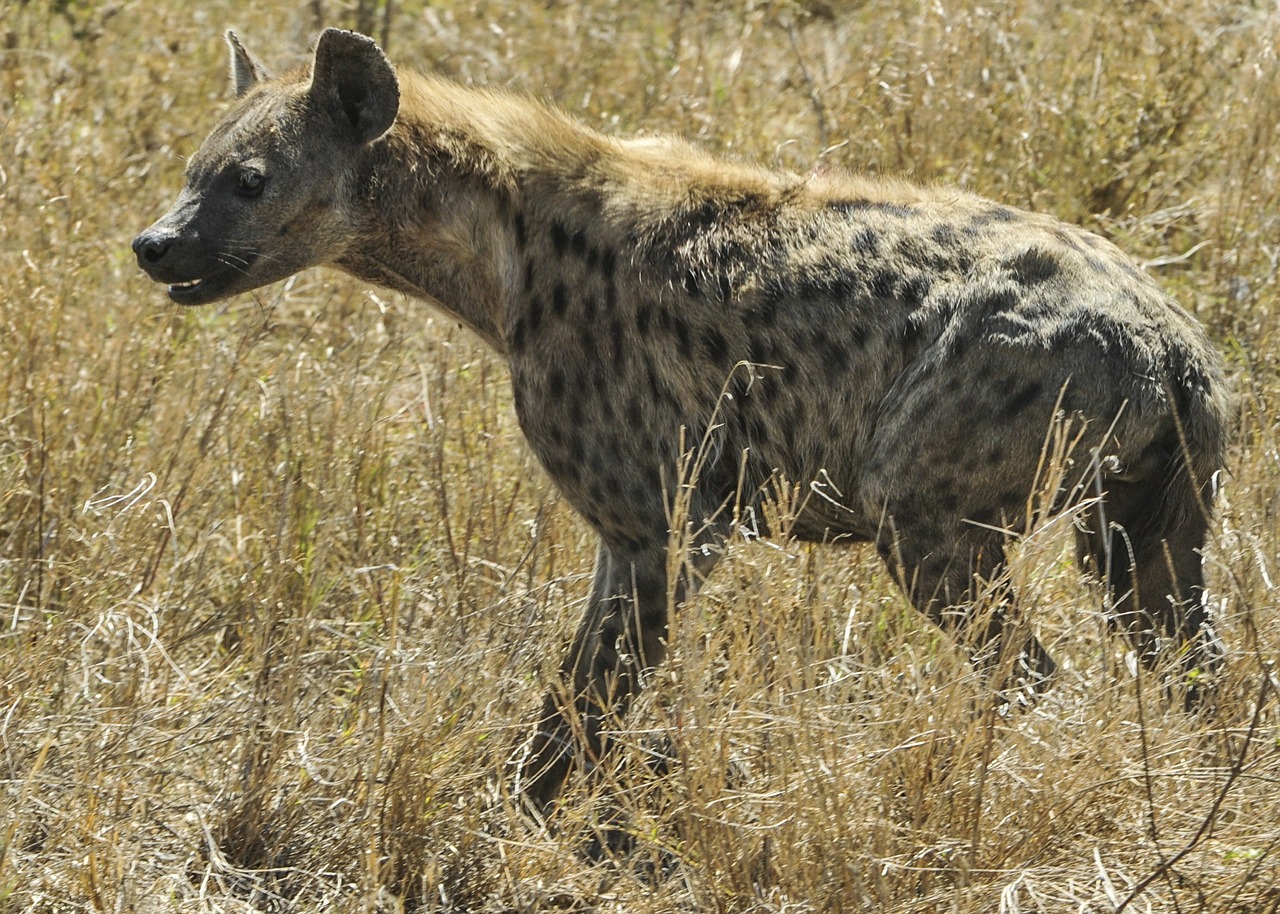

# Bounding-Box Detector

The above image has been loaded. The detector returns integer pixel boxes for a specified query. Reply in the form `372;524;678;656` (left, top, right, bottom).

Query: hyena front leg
516;535;723;812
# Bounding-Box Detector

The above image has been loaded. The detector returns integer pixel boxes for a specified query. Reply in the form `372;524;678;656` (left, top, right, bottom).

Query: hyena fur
134;29;1233;810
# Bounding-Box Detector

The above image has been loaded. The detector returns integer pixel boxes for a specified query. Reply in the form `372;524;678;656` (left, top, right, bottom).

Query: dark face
132;29;400;306
132;89;353;306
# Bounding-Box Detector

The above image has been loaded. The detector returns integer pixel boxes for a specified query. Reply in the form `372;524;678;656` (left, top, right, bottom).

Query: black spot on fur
609;316;626;359
820;336;851;377
851;227;880;255
747;333;775;364
513;211;527;249
831;199;916;219
978;286;1020;314
970;206;1019;230
1002;382;1043;418
550;222;569;257
998;488;1026;508
900;317;925;347
754;290;782;327
628;479;652;505
889;502;920;528
702;327;730;364
1052;227;1085;253
756;374;782;405
626;396;644;428
986;445;1005;466
685;200;721;231
552;282;569;318
827;198;870;214
599;248;617;280
570;229;588;258
1006;249;1060;286
719;274;732;303
548;366;566;401
509;316;527;352
899;273;932;307
645;363;663;402
779;405;800;447
895;236;951;273
877;202;917;219
523;259;536;293
684;271;701;297
970;504;1003;527
798;271;857;302
931;224;958;247
869;269;897;300
636;303;653;335
676;321;695;359
581;294;598;324
527;296;544;335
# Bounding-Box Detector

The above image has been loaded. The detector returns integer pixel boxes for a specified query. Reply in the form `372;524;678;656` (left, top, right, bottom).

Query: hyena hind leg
1075;444;1225;708
877;523;1059;704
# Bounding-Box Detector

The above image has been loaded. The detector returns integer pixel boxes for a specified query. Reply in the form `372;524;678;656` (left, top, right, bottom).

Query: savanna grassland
3;1;1280;911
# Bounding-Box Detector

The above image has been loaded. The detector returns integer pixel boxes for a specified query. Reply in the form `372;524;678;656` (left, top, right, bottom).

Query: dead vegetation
2;1;1279;911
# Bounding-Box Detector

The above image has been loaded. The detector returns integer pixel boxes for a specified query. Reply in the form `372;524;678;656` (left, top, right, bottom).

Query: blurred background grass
1;1;1279;910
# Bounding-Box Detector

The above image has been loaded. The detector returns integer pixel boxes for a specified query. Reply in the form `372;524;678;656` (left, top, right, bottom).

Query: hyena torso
134;29;1233;809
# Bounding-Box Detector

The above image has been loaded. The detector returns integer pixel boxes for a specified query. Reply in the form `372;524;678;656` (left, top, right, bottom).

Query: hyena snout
132;216;258;306
132;229;175;271
131;219;200;281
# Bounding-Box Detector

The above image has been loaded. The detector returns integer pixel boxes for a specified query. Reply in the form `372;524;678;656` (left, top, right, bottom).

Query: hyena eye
235;169;266;198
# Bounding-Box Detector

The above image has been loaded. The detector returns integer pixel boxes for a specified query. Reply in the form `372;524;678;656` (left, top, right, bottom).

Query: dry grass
2;0;1280;911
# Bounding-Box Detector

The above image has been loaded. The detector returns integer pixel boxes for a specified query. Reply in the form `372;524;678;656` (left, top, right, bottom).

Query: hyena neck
336;70;794;353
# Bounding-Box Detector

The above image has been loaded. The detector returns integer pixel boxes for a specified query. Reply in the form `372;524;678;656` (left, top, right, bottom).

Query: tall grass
2;1;1278;910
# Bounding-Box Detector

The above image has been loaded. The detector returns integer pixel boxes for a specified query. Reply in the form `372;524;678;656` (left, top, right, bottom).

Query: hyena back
134;29;1233;809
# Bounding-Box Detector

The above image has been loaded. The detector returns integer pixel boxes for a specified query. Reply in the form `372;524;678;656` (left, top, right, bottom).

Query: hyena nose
132;231;171;267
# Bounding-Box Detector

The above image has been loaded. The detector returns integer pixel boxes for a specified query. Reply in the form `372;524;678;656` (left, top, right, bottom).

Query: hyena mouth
167;275;223;305
164;255;258;306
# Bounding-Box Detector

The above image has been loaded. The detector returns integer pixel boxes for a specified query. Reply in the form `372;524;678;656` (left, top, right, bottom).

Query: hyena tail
1075;369;1231;707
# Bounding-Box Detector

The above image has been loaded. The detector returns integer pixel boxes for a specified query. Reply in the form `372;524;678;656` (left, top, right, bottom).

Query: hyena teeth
170;279;202;290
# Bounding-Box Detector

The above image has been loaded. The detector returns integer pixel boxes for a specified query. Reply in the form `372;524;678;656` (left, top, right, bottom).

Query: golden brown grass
2;1;1279;911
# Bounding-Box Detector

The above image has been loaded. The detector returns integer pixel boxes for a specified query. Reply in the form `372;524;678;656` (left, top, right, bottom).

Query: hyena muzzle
134;29;1233;811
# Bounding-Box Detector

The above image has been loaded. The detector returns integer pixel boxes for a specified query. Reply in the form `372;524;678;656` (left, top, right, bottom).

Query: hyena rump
134;29;1232;809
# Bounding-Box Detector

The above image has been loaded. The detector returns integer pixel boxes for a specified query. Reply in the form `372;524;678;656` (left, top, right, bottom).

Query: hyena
134;29;1232;809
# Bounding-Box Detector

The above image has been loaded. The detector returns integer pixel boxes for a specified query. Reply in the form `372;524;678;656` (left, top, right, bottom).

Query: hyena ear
226;30;270;98
309;28;400;144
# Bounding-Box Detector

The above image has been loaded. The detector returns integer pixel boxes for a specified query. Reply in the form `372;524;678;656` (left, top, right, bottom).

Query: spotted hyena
134;29;1233;809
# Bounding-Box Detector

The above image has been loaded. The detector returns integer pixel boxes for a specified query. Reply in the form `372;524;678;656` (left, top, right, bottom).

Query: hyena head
132;29;400;306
